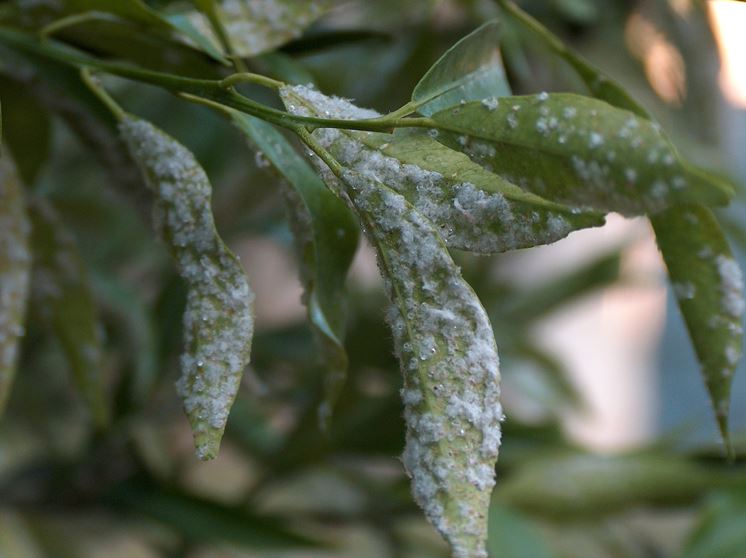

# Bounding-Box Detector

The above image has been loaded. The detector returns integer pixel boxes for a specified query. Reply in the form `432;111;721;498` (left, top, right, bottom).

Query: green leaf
653;206;743;447
231;112;358;430
184;0;335;58
0;76;52;185
120;115;255;460
681;494;746;558
284;100;503;552
107;477;321;549
91;271;158;409
496;452;717;519
487;503;556;558
495;0;743;449
282;85;604;255
0;154;31;415
430;93;732;215
412;20;511;116
28;198;109;428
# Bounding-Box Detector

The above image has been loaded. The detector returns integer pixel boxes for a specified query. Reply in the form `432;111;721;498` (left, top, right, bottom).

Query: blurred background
1;0;746;556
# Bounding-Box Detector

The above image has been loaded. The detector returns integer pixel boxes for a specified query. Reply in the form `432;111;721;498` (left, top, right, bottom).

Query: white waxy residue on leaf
282;86;502;557
120;116;254;460
0;155;31;414
280;85;594;255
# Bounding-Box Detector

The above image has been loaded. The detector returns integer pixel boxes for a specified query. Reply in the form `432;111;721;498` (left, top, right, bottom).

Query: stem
219;72;283;90
0;27;435;133
80;68;126;121
296;127;344;177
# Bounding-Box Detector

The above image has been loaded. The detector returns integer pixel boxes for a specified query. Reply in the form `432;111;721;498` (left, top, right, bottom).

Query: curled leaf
0;154;31;414
120;116;254;460
28;198;109;427
282;85;603;254
431;94;732;215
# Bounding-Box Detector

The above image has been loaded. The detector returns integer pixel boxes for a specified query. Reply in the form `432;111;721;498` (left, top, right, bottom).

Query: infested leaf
496;0;743;448
430;94;732;215
411;20;511;116
186;0;334;58
336;168;502;558
282;85;604;255
0;154;31;415
653;206;743;445
285;93;502;554
119;115;254;461
231;112;358;429
28;198;109;428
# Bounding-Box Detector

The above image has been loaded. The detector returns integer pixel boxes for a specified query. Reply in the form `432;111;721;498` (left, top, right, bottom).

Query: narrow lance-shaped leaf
345;169;501;558
232;112;358;429
28;198;109;427
185;0;335;58
282;85;604;254
496;0;744;446
430;93;732;215
119;115;254;461
653;206;743;439
286;102;502;558
0;154;31;414
411;20;511;116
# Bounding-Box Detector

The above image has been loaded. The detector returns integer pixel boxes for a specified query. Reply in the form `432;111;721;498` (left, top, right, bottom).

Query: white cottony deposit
0;156;31;412
716;256;745;319
280;85;579;255
120;117;254;460
281;85;502;558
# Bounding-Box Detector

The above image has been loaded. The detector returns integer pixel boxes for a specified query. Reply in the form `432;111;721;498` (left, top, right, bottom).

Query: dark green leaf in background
232;112;359;430
0;76;52;186
28;198;109;428
0;154;31;415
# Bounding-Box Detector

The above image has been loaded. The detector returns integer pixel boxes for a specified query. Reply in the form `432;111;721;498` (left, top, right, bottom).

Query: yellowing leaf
0;154;31;414
120;116;254;460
